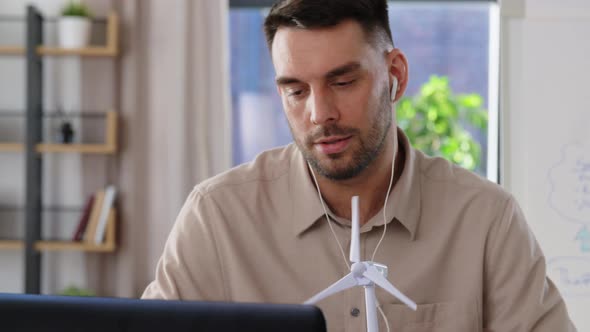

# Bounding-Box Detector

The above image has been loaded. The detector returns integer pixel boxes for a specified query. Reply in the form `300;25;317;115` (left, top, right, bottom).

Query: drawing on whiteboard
577;226;590;253
548;142;590;253
547;257;590;297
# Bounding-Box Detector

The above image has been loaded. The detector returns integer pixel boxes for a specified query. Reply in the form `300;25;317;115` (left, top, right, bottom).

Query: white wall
501;0;590;330
0;0;116;295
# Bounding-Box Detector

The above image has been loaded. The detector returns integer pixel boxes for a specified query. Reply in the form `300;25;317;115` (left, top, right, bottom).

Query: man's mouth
314;135;352;155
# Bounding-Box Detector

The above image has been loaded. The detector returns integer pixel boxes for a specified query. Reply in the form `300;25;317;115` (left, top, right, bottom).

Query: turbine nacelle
351;262;388;285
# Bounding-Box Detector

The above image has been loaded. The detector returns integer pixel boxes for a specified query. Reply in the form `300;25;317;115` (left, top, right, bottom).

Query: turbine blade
303;272;358;305
363;265;417;310
364;285;379;332
350;196;360;263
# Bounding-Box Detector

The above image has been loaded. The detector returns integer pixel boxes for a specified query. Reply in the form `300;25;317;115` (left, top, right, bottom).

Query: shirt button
350;307;361;317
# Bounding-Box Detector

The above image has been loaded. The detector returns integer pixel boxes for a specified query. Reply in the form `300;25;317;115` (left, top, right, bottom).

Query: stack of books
72;185;117;244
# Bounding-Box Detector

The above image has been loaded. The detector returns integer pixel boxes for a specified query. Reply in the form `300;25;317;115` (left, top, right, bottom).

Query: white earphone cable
378;302;391;332
308;130;397;332
309;160;393;332
308;83;398;332
371;129;397;262
308;129;396;267
309;164;351;270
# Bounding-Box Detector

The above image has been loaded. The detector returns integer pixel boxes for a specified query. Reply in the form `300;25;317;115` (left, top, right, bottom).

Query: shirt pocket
379;300;481;332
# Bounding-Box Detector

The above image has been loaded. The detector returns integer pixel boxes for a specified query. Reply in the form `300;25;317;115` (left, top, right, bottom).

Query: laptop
0;293;326;332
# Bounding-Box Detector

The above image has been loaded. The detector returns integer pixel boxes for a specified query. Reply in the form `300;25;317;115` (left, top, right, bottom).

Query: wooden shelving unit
0;209;116;253
0;6;120;294
0;12;118;57
0;111;117;154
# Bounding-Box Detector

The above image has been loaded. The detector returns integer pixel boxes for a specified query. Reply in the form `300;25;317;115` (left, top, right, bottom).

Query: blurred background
0;0;588;330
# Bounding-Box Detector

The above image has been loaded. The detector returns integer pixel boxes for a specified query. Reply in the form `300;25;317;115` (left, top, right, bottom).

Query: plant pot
58;16;91;49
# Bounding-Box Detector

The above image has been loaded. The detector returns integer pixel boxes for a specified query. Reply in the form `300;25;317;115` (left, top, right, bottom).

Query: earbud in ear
390;77;398;102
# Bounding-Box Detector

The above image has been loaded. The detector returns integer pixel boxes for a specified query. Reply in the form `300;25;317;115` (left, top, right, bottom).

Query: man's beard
292;86;392;180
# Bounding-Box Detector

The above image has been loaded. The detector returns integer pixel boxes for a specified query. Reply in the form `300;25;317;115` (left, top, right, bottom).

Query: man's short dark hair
263;0;394;51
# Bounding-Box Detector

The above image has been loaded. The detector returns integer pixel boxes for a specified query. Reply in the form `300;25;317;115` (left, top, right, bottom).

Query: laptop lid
0;293;326;332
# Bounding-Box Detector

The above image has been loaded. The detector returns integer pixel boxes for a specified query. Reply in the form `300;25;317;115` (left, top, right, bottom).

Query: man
143;0;576;331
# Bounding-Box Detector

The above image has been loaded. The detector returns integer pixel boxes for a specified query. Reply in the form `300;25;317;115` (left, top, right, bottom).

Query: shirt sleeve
483;196;577;331
141;188;228;301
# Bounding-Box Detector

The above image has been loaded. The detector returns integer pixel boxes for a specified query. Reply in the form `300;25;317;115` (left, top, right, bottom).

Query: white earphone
390;76;398;103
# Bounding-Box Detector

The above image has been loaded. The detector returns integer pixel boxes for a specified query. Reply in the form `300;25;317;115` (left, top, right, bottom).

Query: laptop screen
0;293;326;332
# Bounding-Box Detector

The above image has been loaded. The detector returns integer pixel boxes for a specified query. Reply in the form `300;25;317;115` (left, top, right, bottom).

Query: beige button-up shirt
143;130;575;331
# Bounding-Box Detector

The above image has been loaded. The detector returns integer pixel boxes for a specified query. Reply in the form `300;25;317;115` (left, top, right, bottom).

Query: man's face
272;20;393;180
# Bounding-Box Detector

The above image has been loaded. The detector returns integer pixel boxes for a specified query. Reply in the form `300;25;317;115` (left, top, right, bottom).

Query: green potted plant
58;1;92;48
397;75;488;172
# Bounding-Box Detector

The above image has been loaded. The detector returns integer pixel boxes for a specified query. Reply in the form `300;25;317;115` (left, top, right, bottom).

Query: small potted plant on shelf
58;1;92;49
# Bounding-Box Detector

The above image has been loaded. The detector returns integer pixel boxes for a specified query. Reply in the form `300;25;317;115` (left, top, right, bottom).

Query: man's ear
387;48;409;103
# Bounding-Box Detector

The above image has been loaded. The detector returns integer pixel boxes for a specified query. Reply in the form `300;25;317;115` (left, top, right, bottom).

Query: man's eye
287;89;306;97
334;80;355;87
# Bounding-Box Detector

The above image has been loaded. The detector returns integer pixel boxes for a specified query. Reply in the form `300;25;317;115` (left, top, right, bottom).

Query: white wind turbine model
304;196;417;332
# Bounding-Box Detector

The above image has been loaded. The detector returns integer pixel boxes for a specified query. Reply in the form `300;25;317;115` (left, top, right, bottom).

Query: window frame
228;0;501;182
230;0;497;8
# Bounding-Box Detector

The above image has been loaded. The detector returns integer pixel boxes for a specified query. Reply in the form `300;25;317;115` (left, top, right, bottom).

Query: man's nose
309;90;339;125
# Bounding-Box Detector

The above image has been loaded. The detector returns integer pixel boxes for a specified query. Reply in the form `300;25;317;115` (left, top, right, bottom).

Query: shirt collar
290;129;422;240
289;144;328;235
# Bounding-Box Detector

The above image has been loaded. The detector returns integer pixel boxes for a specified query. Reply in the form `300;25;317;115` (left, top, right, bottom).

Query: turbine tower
304;196;417;332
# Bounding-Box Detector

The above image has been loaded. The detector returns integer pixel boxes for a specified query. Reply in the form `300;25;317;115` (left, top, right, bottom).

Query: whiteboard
501;6;590;331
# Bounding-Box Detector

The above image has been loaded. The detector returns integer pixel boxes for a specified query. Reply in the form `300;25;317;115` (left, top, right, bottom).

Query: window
229;1;499;181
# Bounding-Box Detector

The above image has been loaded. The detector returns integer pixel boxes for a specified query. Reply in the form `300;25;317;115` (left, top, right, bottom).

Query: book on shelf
93;185;117;244
84;190;105;244
72;194;95;241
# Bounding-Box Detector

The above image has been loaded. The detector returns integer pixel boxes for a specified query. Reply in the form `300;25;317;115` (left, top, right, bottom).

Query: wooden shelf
37;46;116;57
0;240;116;252
0;46;24;55
0;143;23;152
0;12;118;57
36;240;115;252
36;143;116;154
0;144;115;153
0;209;116;253
0;111;118;154
0;240;23;250
0;46;117;57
